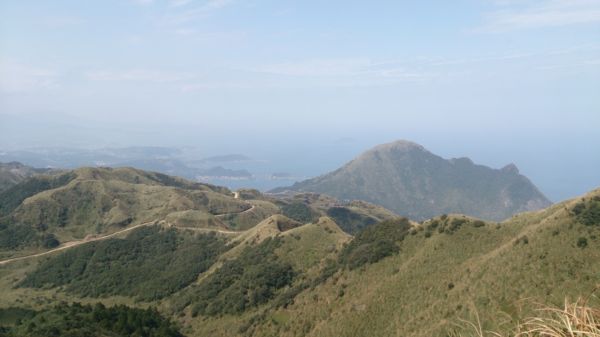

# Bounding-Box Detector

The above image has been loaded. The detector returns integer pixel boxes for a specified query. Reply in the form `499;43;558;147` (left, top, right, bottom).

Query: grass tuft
450;293;600;337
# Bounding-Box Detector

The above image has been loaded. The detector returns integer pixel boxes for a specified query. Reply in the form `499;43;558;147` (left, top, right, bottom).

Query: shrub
0;172;76;217
449;218;468;232
472;220;485;228
0;303;183;337
0;221;37;250
338;218;411;270
572;199;600;226
281;202;314;223
428;220;440;230
41;234;60;249
20;226;228;301
435;217;473;234
190;237;296;316
577;237;588;248
326;207;377;234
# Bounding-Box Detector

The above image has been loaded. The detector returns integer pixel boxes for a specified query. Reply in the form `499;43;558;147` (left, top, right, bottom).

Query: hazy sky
1;0;599;201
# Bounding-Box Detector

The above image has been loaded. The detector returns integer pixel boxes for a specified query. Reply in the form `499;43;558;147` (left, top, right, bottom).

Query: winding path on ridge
214;204;256;218
0;195;256;266
0;221;156;266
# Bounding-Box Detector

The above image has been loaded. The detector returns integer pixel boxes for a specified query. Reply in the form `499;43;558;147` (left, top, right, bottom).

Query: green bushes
20;226;228;301
472;220;485;228
281;202;314;223
0;220;37;250
449;218;468;232
0;173;76;217
304;217;412;292
41;234;60;248
572;198;600;226
326;207;378;234
338;218;411;270
0;303;183;337
342;240;398;269
190;237;295;316
0;173;76;251
428;216;476;234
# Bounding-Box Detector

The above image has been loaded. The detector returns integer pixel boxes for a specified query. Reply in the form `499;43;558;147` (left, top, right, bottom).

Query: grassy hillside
239;189;600;337
19;226;229;301
0;167;270;259
0;167;391;260
1;167;598;337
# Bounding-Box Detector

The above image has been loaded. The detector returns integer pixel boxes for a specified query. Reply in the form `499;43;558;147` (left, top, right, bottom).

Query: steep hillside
236;189;600;337
273;140;551;221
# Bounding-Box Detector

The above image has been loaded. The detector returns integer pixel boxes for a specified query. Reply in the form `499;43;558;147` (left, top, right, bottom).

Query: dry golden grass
451;292;600;337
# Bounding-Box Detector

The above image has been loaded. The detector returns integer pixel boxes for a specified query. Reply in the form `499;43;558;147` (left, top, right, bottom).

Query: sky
1;0;599;201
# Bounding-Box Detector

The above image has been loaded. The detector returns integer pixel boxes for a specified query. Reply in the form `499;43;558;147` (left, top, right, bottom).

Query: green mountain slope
18;226;229;301
273;140;551;221
237;189;600;337
0;167;256;258
0;167;392;260
1;167;598;337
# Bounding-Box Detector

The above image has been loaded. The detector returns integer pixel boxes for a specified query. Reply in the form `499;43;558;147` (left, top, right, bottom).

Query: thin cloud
40;16;85;28
169;0;194;7
535;57;600;69
255;58;374;77
0;62;59;93
132;0;154;5
251;58;434;85
476;0;600;32
85;69;193;82
162;0;234;25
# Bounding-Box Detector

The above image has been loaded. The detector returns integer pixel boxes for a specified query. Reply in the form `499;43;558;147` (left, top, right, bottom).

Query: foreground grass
451;294;600;337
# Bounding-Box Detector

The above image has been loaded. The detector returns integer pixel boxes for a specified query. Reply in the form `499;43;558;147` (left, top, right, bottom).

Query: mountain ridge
0;165;598;337
273;140;551;221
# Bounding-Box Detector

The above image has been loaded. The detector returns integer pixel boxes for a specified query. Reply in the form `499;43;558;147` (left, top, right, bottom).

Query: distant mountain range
0;148;254;181
272;140;551;221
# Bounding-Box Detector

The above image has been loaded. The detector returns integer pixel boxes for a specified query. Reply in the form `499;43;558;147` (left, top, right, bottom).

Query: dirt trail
214;204;256;218
169;226;242;235
0;221;156;266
